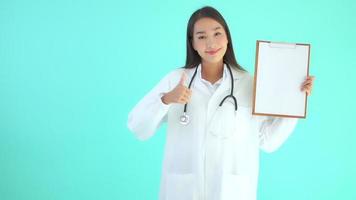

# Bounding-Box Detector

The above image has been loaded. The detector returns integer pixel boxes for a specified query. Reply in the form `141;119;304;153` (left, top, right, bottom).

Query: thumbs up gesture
161;72;192;105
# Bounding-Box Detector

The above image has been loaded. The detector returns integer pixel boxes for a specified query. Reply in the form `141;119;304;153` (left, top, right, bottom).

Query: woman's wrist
161;93;171;105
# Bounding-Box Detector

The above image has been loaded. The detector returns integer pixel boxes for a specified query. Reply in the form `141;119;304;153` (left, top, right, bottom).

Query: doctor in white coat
127;6;314;200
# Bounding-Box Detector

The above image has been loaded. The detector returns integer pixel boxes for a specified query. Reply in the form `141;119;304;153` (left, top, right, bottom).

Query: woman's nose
206;37;215;48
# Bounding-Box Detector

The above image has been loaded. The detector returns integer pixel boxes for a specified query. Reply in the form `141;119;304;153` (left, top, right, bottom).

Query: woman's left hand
301;75;315;96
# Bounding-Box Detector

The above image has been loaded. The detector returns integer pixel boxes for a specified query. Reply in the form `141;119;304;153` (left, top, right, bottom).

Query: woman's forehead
194;18;224;34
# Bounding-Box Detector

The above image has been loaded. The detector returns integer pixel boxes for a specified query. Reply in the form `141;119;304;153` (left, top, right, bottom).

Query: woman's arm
257;75;315;152
258;116;299;153
127;71;177;140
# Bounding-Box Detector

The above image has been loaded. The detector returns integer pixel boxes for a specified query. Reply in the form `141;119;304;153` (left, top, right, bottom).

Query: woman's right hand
161;72;192;105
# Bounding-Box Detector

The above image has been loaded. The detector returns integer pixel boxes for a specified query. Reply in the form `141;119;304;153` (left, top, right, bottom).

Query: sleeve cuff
159;92;171;109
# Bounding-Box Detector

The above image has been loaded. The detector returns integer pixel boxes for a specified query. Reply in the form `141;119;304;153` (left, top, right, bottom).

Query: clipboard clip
269;41;297;49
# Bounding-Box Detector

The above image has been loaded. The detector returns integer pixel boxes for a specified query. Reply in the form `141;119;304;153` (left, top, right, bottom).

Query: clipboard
252;40;311;118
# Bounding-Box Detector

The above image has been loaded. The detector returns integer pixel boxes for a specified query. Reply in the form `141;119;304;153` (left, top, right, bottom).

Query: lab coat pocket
166;173;196;200
209;102;236;140
220;174;252;200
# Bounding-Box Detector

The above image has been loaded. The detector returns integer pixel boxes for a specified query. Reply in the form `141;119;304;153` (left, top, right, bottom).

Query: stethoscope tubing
180;63;238;125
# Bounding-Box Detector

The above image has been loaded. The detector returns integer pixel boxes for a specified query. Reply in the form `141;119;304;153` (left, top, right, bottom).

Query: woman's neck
201;60;224;84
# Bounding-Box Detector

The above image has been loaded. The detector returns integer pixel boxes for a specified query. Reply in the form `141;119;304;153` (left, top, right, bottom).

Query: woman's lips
205;48;221;55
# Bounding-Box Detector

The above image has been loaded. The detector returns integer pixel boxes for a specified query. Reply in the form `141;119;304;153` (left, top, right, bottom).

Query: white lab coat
127;64;298;200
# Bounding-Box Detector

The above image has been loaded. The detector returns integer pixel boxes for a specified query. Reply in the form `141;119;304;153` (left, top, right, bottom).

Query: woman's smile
205;48;221;55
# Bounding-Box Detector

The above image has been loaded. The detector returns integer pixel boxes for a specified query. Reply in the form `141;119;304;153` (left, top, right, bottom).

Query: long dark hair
184;6;245;71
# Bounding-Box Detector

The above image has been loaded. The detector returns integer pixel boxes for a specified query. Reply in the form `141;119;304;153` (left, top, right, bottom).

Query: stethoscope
179;63;238;125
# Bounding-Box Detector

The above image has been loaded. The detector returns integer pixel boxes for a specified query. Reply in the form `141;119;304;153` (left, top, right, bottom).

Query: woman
127;6;314;200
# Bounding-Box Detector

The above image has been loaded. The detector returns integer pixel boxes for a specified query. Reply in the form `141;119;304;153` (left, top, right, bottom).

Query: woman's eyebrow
195;26;222;35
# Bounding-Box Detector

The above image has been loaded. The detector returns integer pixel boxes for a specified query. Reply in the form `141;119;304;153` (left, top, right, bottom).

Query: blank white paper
253;41;310;118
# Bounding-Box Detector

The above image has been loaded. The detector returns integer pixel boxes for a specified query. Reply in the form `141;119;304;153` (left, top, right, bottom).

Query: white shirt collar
197;63;227;83
196;63;228;94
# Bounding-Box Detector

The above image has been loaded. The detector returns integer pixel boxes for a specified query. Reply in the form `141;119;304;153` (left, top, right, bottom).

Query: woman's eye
198;36;206;39
215;32;222;36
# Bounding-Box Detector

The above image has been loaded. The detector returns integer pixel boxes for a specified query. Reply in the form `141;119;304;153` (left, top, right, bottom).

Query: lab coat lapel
206;67;242;123
184;65;248;123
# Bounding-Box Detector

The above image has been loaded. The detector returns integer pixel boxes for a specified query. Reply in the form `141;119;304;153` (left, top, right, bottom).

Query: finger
302;81;313;85
176;98;183;104
303;87;312;94
177;99;184;104
303;78;314;84
303;76;314;84
183;93;191;100
306;90;312;96
184;87;192;95
179;95;187;102
305;76;315;84
187;88;192;95
301;81;308;87
304;88;312;93
301;85;310;92
302;82;313;88
178;97;189;104
302;88;310;95
179;71;187;86
301;85;312;91
178;89;190;101
305;78;314;84
182;94;191;103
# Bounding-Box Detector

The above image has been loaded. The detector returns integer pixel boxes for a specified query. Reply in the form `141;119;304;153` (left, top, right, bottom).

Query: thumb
179;71;187;86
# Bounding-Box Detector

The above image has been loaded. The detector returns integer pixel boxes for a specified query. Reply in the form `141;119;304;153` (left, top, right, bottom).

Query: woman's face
192;17;228;64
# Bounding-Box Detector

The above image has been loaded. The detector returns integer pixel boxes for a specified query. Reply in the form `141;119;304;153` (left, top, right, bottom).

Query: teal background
1;0;355;199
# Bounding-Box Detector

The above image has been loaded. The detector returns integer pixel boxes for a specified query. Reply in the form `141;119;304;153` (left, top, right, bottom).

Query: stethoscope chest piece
179;112;190;125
